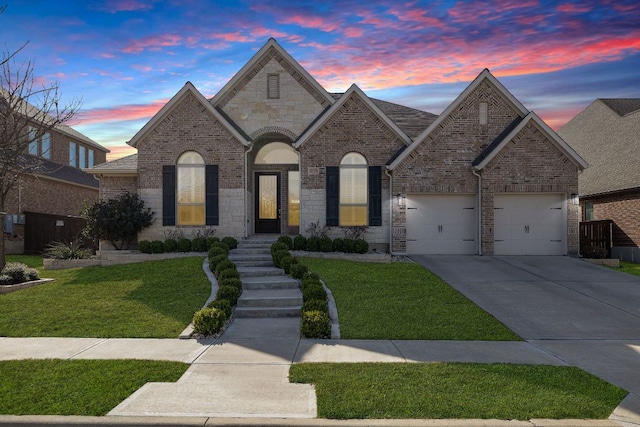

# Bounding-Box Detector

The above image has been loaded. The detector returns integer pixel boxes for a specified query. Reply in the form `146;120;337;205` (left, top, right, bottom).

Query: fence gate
579;220;613;258
24;211;93;254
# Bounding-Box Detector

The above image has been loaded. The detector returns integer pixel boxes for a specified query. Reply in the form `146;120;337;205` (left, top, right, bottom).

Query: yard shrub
164;238;178;252
290;263;308;279
219;278;242;291
319;236;333;252
1;263;39;285
0;275;12;285
301;276;322;290
302;298;328;313
209;242;230;256
208;247;228;261
192;307;226;336
214;260;237;278
282;256;297;274
191;237;207;252
138;240;152;254
332;238;344;253
206;237;220;249
272;249;290;268
277;235;293;249
150;240;165;254
301;310;331;338
303;283;327;302
177;238;191;252
353;238;369;254
209;254;228;271
221;236;238;250
307;236;320;252
293;235;307;250
44;240;93;259
208;299;232;318
217;269;240;281
270;242;288;256
216;285;241;306
342;238;355;253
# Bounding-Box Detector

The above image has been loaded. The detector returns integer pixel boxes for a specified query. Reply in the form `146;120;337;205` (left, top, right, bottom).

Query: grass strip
1;256;210;337
0;359;188;415
618;261;640;277
299;258;520;340
290;362;627;420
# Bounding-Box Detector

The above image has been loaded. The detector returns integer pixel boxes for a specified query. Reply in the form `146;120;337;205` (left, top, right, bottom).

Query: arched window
254;141;298;164
340;152;368;226
177;151;205;225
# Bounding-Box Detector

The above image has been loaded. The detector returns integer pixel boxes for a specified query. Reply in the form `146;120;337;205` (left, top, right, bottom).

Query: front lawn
290;362;627;420
0;359;188;415
300;258;520;340
0;256;210;337
619;261;640;277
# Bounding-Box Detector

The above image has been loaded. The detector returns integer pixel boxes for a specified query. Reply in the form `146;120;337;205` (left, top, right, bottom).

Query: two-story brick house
2;98;109;253
89;38;587;255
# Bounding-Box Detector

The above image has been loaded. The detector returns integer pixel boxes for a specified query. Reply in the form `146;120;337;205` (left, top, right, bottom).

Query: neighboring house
88;38;586;256
558;99;640;261
2;95;109;254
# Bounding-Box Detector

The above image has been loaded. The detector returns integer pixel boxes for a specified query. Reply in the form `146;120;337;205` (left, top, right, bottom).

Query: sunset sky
3;0;640;160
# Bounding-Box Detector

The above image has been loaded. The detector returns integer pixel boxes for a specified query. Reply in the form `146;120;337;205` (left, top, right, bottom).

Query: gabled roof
294;84;412;149
127;82;249;148
600;98;640;116
85;153;138;176
387;69;528;170
472;112;588;171
210;38;335;109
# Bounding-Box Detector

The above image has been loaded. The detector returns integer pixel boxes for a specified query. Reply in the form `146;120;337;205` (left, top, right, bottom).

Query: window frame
339;152;368;227
69;142;77;167
176;151;206;226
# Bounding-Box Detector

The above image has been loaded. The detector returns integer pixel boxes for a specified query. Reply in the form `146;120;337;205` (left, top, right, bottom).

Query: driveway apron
411;255;640;398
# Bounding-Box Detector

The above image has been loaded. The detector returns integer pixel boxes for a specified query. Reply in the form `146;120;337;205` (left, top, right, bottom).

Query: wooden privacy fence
579;220;613;258
24;211;95;254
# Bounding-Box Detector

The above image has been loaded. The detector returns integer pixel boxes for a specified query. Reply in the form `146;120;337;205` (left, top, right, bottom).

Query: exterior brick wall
98;176;138;200
584;190;640;247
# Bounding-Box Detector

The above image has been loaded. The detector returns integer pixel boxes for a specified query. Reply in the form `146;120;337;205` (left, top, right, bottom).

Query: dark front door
255;172;281;233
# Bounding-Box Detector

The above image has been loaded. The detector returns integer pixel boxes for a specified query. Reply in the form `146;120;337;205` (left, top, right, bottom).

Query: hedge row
275;235;368;254
139;236;238;254
270;242;331;339
191;241;241;336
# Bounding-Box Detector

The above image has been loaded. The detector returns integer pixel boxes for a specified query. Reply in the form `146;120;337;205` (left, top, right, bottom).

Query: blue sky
3;0;640;160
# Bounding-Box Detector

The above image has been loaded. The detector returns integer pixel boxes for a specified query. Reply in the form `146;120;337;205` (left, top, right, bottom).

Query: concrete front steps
230;239;302;319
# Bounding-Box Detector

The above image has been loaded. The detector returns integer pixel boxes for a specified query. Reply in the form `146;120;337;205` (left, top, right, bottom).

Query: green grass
618;261;640;277
290;363;627;420
299;258;520;340
1;256;210;337
0;359;188;415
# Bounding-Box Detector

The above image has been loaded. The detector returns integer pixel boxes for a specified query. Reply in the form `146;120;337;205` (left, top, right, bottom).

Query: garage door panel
406;194;476;255
494;194;565;256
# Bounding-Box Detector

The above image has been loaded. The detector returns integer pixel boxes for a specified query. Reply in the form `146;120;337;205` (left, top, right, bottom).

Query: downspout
472;168;482;255
244;143;254;239
297;147;302;235
384;168;394;255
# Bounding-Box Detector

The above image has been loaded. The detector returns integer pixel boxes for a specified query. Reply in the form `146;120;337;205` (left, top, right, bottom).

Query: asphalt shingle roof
21;155;100;188
599;99;640;117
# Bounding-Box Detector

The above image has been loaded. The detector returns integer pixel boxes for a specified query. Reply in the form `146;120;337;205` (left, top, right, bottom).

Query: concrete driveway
411;255;640;398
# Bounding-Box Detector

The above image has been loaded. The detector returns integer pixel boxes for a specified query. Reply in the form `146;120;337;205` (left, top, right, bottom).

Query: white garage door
494;194;565;255
406;194;476;254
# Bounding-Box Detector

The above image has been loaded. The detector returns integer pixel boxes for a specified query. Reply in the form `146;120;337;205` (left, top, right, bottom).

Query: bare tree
1;5;81;270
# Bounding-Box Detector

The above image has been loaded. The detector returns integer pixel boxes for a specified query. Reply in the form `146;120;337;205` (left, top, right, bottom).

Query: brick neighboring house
558;99;640;261
88;38;587;255
2;96;109;254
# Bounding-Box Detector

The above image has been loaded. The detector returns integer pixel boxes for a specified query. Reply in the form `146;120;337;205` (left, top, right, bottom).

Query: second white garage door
406;194;476;255
494;193;565;255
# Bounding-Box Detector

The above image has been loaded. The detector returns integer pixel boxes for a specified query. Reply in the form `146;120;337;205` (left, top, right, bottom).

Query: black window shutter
326;166;339;226
368;166;382;226
206;165;219;226
162;165;176;226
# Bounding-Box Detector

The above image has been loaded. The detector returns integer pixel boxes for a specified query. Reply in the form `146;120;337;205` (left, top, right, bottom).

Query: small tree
83;192;154;250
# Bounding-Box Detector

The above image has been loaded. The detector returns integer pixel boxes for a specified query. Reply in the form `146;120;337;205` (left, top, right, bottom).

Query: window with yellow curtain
177;151;205;225
340;152;367;226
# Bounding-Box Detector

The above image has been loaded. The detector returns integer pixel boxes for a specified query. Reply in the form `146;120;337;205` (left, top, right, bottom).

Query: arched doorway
252;140;299;234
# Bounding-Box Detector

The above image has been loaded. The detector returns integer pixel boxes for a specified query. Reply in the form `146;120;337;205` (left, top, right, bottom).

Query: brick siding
583;190;640;247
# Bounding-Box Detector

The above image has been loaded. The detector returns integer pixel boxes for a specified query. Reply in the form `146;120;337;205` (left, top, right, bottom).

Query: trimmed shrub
281;256;297;274
332;238;344;253
306;236;320;252
293;235;307;251
208;299;232;318
192;307;226;335
290;263;308;280
301;276;322;290
304;271;320;281
164;238;178;252
208;246;228;261
216;285;241;305
219;277;243;291
354;238;369;254
303;283;327;302
177;238;191;252
342;238;355;253
206;236;220;250
214;260;237;277
217;269;240;281
302;298;328;313
272;249;290;268
270;242;289;256
138;240;152;254
221;236;238;250
209;243;229;257
1;263;39;285
277;235;293;250
301;310;331;339
192;237;207;252
0;275;13;285
150;240;165;254
319;236;333;252
209;254;229;271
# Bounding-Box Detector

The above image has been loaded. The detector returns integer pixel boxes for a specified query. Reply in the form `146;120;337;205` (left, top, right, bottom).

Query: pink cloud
106;145;137;162
103;0;154;13
556;3;593;13
123;34;183;53
77;99;168;125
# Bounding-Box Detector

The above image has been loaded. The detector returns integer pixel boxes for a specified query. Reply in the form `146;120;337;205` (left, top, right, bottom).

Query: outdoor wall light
571;193;579;205
397;193;406;207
